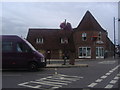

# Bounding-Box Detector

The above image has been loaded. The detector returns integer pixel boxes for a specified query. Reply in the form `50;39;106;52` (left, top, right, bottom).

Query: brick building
27;11;114;59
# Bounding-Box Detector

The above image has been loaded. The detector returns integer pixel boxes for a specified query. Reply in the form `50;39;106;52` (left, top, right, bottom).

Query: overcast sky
0;2;118;43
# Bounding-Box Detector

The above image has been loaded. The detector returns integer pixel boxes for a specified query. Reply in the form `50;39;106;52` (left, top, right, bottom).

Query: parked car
1;35;46;71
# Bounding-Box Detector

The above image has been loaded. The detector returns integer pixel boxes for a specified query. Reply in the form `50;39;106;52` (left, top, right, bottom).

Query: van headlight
41;58;45;62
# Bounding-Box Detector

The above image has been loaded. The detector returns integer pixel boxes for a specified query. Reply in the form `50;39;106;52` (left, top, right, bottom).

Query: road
2;58;120;90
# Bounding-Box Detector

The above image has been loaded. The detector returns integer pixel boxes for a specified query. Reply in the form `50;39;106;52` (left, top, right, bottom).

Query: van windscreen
24;39;36;51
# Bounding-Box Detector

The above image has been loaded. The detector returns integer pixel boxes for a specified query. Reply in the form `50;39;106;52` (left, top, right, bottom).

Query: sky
0;2;119;44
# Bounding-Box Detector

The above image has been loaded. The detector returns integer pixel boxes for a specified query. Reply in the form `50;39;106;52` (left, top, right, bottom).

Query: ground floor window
78;47;91;58
96;47;104;58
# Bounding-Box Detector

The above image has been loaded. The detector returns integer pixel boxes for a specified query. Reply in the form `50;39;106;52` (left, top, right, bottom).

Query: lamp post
113;17;120;59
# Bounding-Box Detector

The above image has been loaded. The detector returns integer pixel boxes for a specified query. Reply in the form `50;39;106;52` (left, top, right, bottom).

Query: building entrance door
96;47;104;58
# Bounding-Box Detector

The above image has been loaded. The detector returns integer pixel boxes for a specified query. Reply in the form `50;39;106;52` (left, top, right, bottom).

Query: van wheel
28;62;38;71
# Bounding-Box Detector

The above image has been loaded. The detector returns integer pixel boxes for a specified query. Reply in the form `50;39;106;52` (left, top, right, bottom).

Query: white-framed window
82;33;87;41
78;47;91;58
36;38;44;44
96;47;104;58
60;38;68;44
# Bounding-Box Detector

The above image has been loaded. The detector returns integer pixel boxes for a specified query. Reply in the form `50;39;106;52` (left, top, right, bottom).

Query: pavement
45;59;89;68
45;56;120;68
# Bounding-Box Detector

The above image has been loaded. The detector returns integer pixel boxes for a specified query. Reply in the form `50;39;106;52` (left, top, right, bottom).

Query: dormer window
82;33;87;41
60;38;68;44
36;38;44;44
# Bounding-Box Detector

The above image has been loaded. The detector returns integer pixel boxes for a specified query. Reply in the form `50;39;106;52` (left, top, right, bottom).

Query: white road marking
100;75;107;79
99;61;116;64
47;75;79;81
55;68;58;75
105;84;113;88
114;76;119;80
117;73;120;77
109;80;117;84
18;74;82;89
30;81;62;87
55;72;58;74
105;73;111;75
35;80;68;85
18;82;41;89
111;68;116;71
88;65;120;88
109;70;114;73
52;87;59;89
52;77;78;81
58;74;83;78
37;78;72;83
95;79;103;82
88;83;97;87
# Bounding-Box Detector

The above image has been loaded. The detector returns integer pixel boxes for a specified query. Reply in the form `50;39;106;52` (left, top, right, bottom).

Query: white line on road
35;80;68;85
98;61;116;64
105;84;113;88
95;79;103;82
88;83;97;87
114;76;119;80
109;80;117;84
57;74;83;78
117;73;120;77
46;76;79;81
30;81;62;87
109;70;114;73
52;87;60;89
55;68;58;75
18;74;82;89
105;73;111;75
100;75;107;79
37;78;72;83
88;65;120;88
18;82;41;89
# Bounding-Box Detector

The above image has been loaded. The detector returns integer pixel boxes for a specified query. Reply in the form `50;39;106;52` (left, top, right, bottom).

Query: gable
76;11;106;32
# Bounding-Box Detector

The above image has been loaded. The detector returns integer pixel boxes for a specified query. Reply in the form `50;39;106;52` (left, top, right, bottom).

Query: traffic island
46;64;88;68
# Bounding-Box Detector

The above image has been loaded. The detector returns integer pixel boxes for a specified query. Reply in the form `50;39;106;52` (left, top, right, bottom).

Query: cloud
1;2;118;43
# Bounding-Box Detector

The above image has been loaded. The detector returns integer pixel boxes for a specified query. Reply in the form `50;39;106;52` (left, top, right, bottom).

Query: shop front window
78;47;91;58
